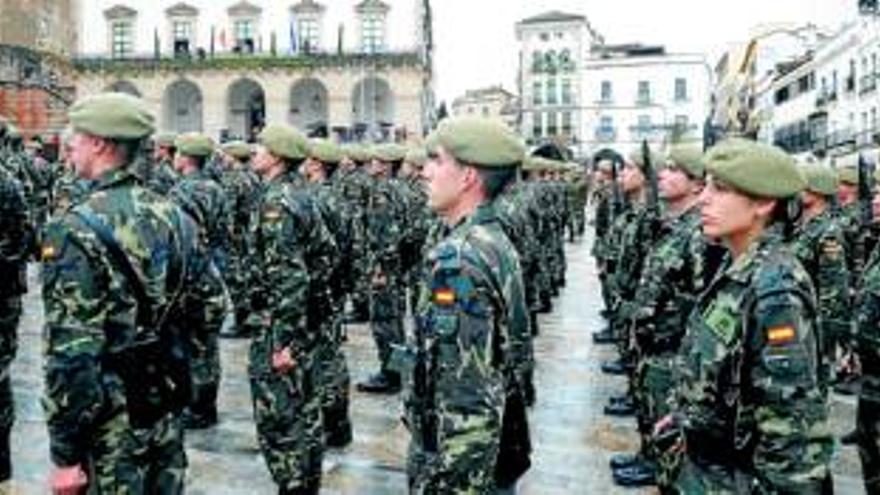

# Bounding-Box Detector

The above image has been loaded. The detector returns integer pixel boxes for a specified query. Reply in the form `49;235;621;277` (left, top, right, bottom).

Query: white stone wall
76;66;426;140
79;0;422;57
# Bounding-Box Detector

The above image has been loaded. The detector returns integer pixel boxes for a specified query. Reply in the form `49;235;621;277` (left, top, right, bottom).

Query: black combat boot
324;402;353;448
357;371;401;394
613;458;657;487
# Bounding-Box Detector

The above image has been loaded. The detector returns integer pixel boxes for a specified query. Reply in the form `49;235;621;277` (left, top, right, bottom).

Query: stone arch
289;78;329;137
105;80;141;97
163;78;203;133
227;78;265;142
351;76;394;141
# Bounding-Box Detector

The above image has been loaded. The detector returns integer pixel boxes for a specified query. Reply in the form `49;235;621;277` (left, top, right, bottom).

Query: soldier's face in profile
621;163;644;193
68;132;102;179
423;146;468;215
838;183;857;206
699;177;770;240
658;167;691;200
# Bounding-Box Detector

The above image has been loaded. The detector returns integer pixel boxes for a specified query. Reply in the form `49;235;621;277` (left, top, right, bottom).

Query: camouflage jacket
674;226;832;490
40;167;217;466
220;164;261;255
366;175;404;277
0;165;28;297
629;206;706;353
850;233;880;400
793;209;851;348
407;202;528;492
50;168;92;217
147;159;179;196
170;170;231;272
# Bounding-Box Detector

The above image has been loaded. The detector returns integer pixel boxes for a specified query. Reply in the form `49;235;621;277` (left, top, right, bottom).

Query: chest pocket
686;293;746;407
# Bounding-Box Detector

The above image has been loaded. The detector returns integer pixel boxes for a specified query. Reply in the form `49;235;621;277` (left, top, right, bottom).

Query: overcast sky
432;0;856;103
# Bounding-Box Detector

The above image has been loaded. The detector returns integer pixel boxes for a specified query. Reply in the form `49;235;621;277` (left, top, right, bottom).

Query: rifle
640;140;661;239
855;152;876;282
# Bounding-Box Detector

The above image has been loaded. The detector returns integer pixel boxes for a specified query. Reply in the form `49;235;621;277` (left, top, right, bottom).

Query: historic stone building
0;0;79;138
74;0;434;142
450;85;518;129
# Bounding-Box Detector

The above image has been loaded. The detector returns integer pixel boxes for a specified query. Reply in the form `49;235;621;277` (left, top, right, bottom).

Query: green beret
521;156;542;172
371;143;406;163
404;146;428;167
309;139;342;164
668;143;705;179
222;140;252;160
69;92;155;139
802;162;839;196
705;139;806;198
154;132;177;147
342;143;369;163
425;116;524;168
174;133;214;157
837;167;858;186
258;123;308;160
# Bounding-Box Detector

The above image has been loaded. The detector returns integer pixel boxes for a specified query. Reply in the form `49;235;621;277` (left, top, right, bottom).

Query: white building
73;0;434;142
450;85;518;129
758;10;880;160
582;45;711;154
515;11;601;156
515;11;711;157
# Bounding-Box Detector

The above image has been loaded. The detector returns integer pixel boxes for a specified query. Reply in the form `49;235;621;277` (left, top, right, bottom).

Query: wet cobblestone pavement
6;230;867;493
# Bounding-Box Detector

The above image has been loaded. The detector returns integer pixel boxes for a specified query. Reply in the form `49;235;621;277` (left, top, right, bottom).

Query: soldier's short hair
474;165;517;200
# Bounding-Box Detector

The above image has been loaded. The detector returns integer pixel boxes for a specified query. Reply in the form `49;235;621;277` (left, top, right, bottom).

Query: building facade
582;46;710;154
757;8;880;160
450;85;518;128
0;0;79;139
516;11;600;156
515;10;710;157
74;0;434;142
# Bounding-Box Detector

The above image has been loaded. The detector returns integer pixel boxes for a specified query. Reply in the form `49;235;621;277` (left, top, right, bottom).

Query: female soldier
656;139;833;494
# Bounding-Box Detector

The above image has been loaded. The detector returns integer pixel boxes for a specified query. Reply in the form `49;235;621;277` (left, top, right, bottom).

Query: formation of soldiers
0;92;593;494
591;136;880;493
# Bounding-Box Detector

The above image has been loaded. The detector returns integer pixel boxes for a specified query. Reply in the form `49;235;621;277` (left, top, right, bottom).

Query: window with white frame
547;112;558;136
233;18;255;51
561;79;572;105
600;80;612;102
561;111;573;135
298;16;320;52
533;81;542;106
546;78;558;105
111;20;134;58
674;78;688;101
533;112;543;138
361;12;385;53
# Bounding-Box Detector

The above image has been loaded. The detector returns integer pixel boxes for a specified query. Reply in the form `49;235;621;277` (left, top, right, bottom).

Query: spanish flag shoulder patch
433;287;455;306
766;325;796;345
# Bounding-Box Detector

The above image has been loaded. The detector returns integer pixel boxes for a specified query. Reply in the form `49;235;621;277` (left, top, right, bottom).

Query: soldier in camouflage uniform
854;174;880;492
41;93;221;494
656;139;833;493
793;161;851;393
303;139;353;448
399;147;432;315
358;144;407;394
149;132;180;195
335;144;372;321
401;116;531;493
169;133;230;429
611;144;710;489
219;140;262;338
0;154;28;485
247;123;333;494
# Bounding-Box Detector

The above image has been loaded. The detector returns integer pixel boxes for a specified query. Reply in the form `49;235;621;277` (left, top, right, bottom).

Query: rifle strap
72;206;188;330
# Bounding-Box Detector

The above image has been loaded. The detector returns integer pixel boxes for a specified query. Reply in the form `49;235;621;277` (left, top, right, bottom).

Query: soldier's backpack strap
73;206;154;327
71;204;190;428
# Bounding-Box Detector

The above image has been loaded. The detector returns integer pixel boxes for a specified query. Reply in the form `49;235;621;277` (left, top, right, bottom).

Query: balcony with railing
73;50;424;74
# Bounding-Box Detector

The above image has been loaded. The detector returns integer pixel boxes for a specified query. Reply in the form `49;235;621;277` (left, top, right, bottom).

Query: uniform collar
92;166;137;192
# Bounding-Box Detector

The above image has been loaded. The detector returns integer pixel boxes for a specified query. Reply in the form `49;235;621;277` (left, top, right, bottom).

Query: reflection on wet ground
8;231;866;493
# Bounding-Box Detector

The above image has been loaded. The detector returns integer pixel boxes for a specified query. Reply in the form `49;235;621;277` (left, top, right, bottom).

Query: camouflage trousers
858;394;880;493
0;296;21;481
84;412;186;495
318;316;352;444
370;284;404;377
675;450;831;495
406;437;499;495
250;358;323;492
189;327;221;420
634;355;679;488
